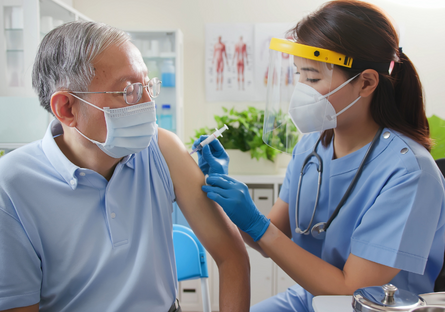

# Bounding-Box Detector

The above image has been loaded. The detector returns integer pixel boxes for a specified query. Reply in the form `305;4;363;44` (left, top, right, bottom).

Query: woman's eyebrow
300;67;320;73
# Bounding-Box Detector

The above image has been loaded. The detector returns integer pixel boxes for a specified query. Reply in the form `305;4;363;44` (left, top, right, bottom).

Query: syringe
190;124;229;155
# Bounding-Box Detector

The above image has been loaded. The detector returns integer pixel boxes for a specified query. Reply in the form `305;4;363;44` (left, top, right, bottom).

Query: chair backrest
172;224;209;281
173;224;212;312
434;158;445;292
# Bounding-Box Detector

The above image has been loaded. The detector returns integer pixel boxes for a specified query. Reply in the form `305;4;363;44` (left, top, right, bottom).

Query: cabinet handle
258;196;268;200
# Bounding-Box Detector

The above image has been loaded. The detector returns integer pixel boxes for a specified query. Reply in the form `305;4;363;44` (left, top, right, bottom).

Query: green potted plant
188;106;298;174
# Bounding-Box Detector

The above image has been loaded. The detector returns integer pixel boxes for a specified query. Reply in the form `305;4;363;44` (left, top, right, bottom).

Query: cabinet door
252;188;273;215
247;246;274;306
178;279;202;311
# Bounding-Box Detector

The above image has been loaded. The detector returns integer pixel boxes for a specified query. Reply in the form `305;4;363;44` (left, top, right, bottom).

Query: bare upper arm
157;129;246;264
1;303;39;312
267;198;292;238
343;253;401;292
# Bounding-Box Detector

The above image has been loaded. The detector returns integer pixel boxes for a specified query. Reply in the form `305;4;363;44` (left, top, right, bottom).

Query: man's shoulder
156;128;181;154
0;141;47;180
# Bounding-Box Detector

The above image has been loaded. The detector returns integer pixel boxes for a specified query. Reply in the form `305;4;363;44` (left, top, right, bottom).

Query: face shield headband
262;38;392;156
268;38;392;74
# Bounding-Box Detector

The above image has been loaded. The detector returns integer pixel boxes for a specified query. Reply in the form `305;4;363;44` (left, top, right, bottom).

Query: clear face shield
263;38;354;155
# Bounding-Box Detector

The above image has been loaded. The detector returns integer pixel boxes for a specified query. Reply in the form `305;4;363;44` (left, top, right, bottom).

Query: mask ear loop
322;72;362;121
74;127;105;145
69;93;107;145
319;72;361;101
326;96;362;121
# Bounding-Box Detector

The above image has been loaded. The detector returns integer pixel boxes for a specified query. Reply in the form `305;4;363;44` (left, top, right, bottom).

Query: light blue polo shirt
252;128;445;312
0;120;178;311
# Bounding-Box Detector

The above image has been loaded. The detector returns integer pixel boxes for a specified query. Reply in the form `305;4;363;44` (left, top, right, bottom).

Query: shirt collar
42;120;80;190
42;120;136;190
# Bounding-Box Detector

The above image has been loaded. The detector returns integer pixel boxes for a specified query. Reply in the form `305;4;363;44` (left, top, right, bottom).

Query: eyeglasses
71;77;162;105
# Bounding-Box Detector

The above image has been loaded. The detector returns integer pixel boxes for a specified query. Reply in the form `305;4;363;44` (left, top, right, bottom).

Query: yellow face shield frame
269;38;353;68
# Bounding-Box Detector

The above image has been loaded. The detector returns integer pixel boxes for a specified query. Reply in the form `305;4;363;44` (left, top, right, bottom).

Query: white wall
72;0;445;143
59;0;73;7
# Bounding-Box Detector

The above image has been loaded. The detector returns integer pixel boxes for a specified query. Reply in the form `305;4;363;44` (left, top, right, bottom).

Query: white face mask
71;94;157;158
288;73;361;134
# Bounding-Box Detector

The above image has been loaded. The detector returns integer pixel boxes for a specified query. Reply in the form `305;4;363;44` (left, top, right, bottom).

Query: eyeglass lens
124;78;161;104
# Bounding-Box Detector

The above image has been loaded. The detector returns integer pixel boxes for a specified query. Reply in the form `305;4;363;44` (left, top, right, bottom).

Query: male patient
0;21;249;312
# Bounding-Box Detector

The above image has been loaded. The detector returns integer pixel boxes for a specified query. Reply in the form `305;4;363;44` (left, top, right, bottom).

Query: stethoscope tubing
323;127;383;230
295;127;383;238
295;139;323;235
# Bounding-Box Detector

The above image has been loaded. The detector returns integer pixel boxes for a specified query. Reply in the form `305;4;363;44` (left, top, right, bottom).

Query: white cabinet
0;0;90;149
0;0;90;97
251;187;274;216
206;175;297;311
126;29;184;141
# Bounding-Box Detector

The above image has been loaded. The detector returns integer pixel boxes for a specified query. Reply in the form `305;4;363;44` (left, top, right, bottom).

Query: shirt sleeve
351;169;445;274
0;208;41;310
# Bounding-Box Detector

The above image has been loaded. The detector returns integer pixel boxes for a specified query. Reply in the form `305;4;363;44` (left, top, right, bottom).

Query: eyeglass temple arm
70;91;125;94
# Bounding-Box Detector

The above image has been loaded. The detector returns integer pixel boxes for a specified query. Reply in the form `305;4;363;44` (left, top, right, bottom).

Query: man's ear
50;92;79;127
358;69;379;98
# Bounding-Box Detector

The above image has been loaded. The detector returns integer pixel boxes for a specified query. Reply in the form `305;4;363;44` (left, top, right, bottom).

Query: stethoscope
295;127;383;239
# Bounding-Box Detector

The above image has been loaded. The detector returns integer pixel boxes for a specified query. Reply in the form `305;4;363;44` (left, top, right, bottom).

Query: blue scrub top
0;120;177;311
276;129;445;311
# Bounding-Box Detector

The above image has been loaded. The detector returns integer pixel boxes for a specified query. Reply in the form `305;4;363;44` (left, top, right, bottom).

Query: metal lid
352;284;426;312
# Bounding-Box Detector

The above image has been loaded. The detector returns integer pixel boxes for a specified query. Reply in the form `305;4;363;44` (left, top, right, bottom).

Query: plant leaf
429;115;445;160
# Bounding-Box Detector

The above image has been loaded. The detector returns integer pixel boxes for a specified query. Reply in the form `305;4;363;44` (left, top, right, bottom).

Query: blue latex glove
192;135;229;175
202;173;270;241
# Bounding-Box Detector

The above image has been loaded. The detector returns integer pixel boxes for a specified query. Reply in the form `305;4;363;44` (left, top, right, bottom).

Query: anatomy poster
205;23;296;102
253;23;296;101
205;24;255;102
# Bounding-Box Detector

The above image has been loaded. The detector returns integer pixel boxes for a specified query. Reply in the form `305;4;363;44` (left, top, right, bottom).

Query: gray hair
32;21;130;114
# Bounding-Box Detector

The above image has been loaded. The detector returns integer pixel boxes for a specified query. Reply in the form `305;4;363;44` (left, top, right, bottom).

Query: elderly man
0;21;249;312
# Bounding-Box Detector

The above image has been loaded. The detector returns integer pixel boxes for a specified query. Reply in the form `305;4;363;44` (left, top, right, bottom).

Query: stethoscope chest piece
311;222;327;239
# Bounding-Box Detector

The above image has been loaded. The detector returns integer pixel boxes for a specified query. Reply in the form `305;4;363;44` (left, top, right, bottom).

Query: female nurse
193;1;445;311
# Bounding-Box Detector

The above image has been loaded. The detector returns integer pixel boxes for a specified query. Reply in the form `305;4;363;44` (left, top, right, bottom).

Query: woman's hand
202;173;270;241
192;135;229;175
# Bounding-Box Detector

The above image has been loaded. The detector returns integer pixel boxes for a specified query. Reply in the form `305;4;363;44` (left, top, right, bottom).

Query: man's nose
141;86;152;103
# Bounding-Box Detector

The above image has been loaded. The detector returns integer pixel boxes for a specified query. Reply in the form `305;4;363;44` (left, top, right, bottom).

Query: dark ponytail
289;0;431;151
390;51;431;150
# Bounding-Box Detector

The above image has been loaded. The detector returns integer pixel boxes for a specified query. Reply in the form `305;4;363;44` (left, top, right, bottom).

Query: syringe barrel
199;135;217;147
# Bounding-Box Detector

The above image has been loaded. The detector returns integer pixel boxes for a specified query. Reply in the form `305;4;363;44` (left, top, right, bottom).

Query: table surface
312;295;353;312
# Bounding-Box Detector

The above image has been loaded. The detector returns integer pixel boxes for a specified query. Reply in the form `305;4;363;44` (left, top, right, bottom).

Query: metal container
409;307;445;312
418;292;445;307
352;284;426;311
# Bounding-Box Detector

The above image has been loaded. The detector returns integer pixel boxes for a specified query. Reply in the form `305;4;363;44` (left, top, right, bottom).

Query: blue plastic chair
173;224;211;312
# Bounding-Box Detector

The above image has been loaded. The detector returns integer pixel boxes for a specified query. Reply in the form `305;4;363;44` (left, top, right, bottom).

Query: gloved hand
192;135;229;175
202;173;270;241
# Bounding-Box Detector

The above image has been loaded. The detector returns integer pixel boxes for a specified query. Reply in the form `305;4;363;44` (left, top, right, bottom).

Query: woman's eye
307;78;320;83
